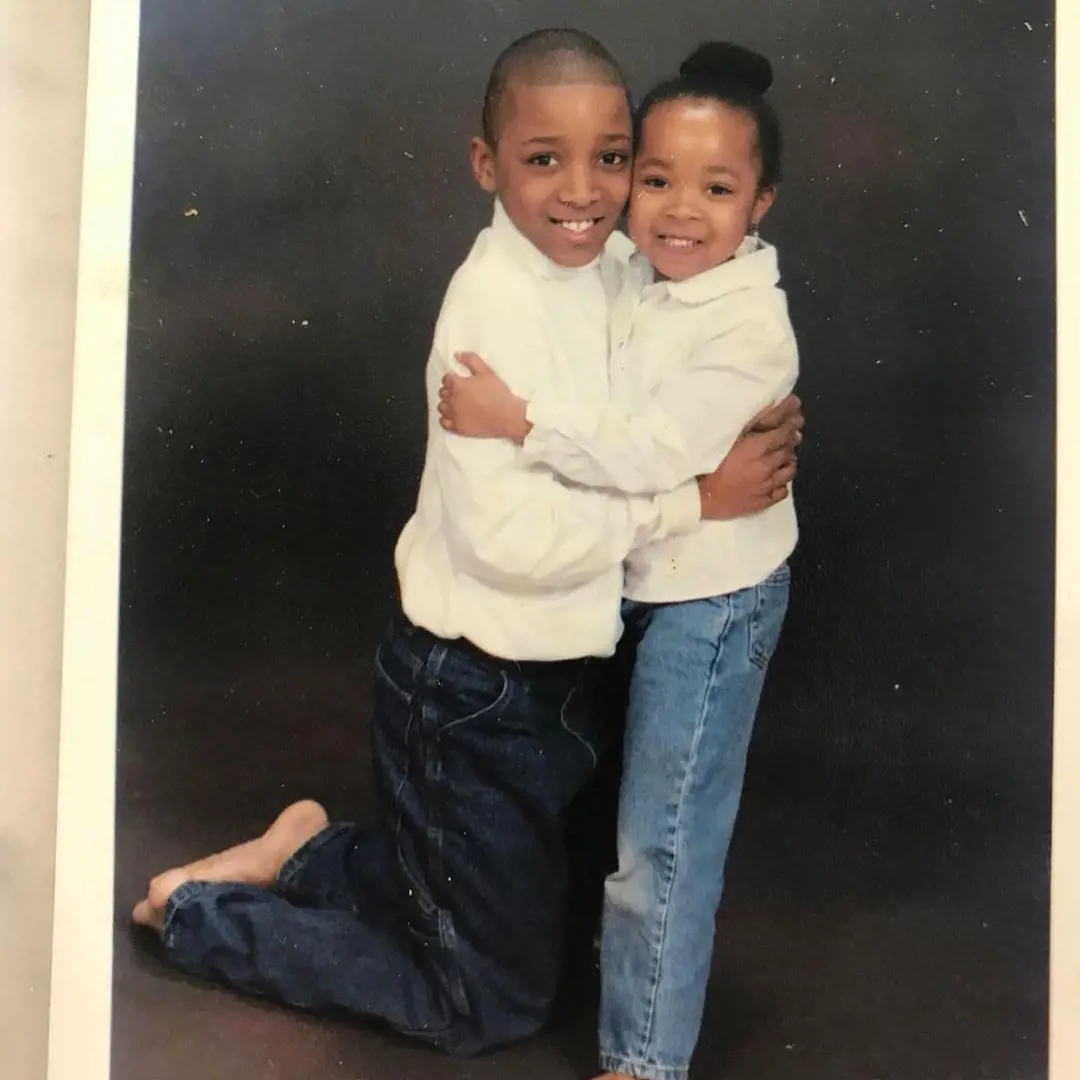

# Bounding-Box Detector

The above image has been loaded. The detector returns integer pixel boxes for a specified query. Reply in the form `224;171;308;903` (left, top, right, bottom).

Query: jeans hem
160;879;217;948
276;822;355;892
598;1053;689;1080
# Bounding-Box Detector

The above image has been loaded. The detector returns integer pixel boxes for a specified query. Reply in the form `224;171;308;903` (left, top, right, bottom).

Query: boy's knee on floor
449;999;549;1056
454;960;558;1052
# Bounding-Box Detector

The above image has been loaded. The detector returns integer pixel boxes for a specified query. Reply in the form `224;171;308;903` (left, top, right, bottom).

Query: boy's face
628;98;775;281
471;82;632;267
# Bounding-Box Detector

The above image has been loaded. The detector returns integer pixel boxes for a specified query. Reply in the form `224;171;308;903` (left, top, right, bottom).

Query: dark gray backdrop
111;3;1055;1079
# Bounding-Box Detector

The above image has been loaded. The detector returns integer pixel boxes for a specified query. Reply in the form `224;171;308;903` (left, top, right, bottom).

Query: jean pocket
374;642;417;705
557;674;601;769
433;660;513;737
763;561;792;588
749;571;791;670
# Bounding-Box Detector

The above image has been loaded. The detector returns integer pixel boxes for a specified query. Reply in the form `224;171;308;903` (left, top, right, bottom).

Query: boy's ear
470;136;497;193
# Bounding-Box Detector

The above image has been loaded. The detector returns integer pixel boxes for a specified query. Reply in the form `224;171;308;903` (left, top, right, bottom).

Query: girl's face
628;97;775;281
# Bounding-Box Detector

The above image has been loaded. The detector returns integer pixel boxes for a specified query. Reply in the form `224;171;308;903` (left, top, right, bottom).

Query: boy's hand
697;424;799;520
439;352;531;443
745;393;804;441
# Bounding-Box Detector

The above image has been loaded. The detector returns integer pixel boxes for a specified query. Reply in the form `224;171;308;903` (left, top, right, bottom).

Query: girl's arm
440;315;799;496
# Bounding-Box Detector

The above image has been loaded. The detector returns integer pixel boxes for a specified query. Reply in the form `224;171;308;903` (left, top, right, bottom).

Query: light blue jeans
598;564;791;1080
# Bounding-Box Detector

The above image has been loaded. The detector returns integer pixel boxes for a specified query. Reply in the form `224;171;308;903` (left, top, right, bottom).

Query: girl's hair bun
679;41;773;95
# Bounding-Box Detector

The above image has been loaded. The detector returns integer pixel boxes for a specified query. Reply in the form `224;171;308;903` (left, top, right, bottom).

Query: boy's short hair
481;28;627;147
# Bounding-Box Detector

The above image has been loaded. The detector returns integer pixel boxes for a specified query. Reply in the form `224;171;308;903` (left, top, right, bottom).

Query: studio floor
110;619;1049;1080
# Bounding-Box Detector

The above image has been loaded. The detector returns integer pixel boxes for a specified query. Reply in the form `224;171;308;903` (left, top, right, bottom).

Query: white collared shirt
521;234;799;603
393;201;703;661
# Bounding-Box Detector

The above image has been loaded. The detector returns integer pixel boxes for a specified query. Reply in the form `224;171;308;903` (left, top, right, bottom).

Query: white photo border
45;4;1078;1078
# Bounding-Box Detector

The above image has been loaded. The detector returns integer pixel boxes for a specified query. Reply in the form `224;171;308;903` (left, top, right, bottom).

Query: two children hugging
132;28;802;1080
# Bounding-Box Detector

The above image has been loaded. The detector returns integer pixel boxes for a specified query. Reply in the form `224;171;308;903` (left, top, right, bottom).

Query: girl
439;42;796;1080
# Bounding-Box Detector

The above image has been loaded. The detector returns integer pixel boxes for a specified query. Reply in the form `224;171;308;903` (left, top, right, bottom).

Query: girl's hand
438;353;531;443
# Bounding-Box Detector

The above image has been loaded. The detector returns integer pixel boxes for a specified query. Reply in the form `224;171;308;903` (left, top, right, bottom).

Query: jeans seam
633;600;733;1063
420;644;472;1020
389;646;439;918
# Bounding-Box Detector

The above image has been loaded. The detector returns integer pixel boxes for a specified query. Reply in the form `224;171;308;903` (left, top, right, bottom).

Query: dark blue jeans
157;613;605;1055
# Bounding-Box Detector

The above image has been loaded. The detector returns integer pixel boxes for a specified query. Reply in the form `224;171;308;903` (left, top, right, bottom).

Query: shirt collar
644;234;780;305
488;198;608;280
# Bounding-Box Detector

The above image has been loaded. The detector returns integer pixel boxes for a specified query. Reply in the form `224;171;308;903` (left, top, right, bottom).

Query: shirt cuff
520;395;560;460
656;481;702;536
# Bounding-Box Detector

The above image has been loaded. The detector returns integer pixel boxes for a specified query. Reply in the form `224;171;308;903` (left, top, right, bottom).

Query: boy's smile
471;82;632;267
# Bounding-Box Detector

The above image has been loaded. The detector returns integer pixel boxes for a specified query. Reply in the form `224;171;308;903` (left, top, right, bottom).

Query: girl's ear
751;184;777;229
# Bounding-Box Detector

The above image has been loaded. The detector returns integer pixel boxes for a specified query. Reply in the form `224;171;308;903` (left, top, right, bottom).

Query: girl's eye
528;153;556;167
600;150;630;167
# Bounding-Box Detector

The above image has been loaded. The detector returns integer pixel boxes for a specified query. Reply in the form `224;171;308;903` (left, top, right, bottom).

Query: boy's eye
527;153;556;167
641;175;668;189
708;184;733;196
600;150;630;167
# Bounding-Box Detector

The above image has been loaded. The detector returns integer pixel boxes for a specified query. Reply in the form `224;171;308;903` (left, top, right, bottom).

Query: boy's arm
429;345;703;591
520;315;799;494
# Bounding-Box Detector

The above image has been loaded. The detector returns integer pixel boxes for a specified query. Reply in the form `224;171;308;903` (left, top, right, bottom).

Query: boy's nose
559;164;601;206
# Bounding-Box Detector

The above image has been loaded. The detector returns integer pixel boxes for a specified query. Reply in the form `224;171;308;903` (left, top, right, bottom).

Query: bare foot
131;867;190;933
174;800;329;888
130;800;329;933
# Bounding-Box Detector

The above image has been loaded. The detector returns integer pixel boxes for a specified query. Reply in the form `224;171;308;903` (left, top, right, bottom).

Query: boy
132;28;801;1056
